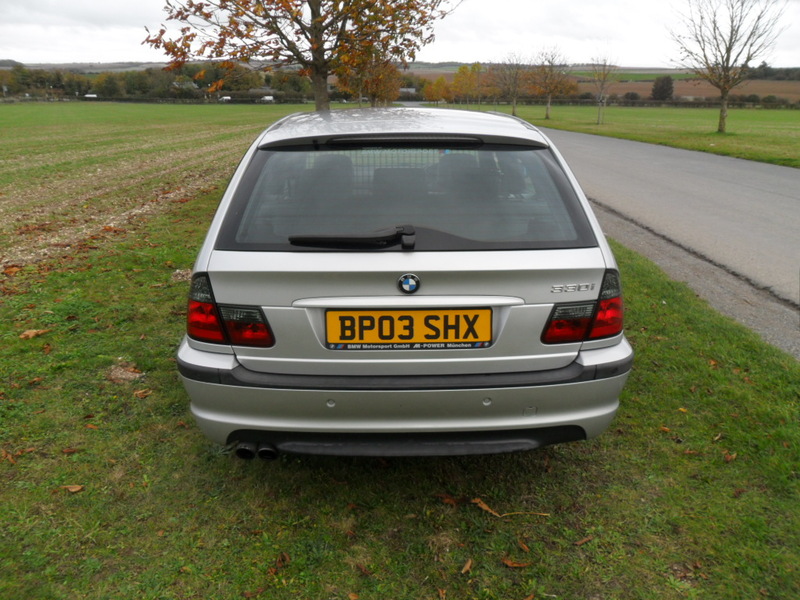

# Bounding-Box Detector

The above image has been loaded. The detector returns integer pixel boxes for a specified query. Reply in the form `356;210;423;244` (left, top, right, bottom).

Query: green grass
510;104;800;168
1;103;799;599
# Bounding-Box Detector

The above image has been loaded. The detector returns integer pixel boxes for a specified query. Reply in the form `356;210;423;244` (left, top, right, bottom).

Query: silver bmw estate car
177;107;633;459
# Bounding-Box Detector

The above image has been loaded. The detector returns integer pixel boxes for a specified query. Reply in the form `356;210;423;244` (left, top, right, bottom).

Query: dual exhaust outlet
234;441;279;461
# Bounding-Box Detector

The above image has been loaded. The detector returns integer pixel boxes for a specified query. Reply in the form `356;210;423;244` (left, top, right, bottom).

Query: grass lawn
1;102;799;599
509;104;800;168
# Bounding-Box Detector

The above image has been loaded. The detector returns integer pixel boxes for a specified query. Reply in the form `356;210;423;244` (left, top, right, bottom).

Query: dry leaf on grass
19;329;51;340
501;557;532;568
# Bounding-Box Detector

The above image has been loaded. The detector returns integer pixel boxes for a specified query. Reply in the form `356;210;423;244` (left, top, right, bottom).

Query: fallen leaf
678;407;688;413
356;563;372;577
436;492;467;506
438;588;447;600
574;535;594;546
518;539;531;553
85;424;99;430
660;426;671;433
268;552;291;576
501;557;532;568
133;389;153;399
60;485;85;493
19;329;51;340
62;448;80;455
348;594;359;600
3;266;21;276
724;451;738;463
472;498;502;518
460;558;473;574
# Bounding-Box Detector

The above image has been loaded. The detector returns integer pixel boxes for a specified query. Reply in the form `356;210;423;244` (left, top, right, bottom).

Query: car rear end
177;108;633;458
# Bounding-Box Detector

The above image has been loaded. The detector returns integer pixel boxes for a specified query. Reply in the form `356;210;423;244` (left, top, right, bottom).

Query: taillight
218;306;274;347
186;274;275;347
542;270;624;344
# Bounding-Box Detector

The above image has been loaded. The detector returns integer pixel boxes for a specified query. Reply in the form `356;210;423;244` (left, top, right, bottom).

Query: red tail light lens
541;303;595;344
188;299;226;343
187;274;275;347
218;306;275;347
542;270;624;344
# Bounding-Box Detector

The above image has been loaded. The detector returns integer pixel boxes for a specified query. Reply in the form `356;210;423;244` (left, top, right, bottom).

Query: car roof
257;107;550;149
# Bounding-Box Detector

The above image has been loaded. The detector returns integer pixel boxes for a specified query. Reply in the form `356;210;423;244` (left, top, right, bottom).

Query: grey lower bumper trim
178;354;632;391
228;426;587;457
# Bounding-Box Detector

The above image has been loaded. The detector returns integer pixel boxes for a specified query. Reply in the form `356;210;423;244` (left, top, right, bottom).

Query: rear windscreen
216;144;597;251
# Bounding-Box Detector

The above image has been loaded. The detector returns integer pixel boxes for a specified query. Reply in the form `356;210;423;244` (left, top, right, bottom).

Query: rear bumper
177;337;633;456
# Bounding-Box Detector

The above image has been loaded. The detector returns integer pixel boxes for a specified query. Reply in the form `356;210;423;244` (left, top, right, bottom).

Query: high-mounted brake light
187;274;275;347
542;270;624;344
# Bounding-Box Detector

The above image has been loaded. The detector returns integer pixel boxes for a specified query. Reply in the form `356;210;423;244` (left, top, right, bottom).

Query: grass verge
497;105;800;168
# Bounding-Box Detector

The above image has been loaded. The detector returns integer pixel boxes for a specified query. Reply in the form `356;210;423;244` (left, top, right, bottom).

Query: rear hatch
203;247;609;376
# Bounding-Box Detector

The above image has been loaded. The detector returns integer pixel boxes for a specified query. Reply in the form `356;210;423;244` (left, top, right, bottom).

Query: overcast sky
1;0;798;68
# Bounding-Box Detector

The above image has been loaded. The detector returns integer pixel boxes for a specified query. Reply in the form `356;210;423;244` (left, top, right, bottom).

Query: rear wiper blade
289;224;416;249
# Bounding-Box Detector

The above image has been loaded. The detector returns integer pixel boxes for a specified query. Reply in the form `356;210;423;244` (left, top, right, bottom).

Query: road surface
542;128;800;359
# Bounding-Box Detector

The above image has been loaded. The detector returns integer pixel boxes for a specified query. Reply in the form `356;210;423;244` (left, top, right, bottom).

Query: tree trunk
310;66;330;112
308;0;330;112
545;95;552;120
717;91;729;133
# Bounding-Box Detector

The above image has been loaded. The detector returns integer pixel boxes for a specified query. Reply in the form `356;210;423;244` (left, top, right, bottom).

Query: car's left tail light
187;274;275;347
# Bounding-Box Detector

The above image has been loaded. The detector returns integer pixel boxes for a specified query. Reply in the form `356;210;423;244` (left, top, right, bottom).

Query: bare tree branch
671;0;786;132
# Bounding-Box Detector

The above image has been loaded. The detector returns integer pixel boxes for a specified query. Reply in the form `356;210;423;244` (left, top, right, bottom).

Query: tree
530;49;575;119
651;75;674;101
486;54;532;116
671;0;786;133
93;73;124;98
423;75;452;105
336;52;401;107
589;56;618;125
451;63;483;104
145;0;460;111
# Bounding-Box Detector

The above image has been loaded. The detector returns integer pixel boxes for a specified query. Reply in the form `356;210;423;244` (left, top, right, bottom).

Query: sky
0;0;798;68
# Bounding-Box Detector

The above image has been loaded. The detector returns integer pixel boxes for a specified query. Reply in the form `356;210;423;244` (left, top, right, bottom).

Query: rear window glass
215;144;596;251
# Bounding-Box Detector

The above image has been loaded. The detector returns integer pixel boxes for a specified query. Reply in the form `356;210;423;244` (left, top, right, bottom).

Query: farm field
407;65;800;102
0;102;304;269
1;103;799;599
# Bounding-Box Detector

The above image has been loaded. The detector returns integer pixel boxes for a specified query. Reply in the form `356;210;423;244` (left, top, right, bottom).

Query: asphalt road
542;128;800;359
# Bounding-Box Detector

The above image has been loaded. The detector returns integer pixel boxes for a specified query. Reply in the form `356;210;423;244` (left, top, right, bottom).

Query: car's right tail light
187;274;275;347
542;270;624;344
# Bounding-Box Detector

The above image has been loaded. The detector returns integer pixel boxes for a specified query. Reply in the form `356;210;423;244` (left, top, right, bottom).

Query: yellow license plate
326;308;492;350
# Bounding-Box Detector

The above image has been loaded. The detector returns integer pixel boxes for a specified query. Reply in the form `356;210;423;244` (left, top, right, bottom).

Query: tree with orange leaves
145;0;460;111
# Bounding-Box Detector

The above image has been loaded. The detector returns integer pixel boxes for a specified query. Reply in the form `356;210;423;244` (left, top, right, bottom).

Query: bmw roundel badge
398;273;420;294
